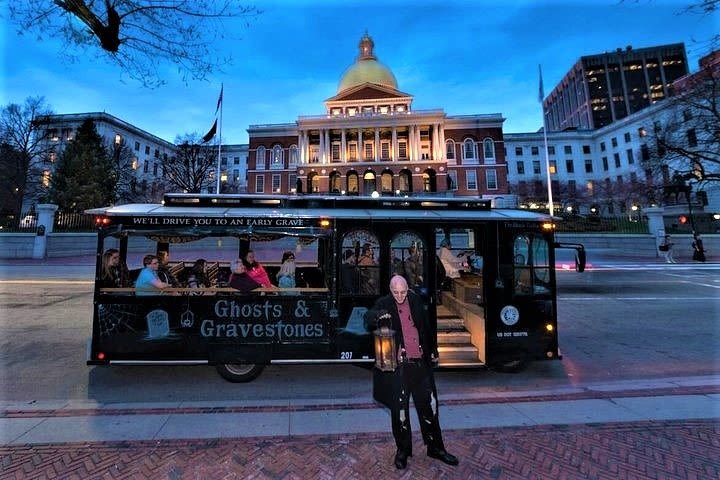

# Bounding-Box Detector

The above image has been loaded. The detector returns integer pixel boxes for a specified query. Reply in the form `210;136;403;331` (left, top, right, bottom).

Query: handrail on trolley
100;287;330;295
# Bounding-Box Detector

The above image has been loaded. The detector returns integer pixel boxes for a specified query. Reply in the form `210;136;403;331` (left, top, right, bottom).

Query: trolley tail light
97;352;106;360
95;215;111;227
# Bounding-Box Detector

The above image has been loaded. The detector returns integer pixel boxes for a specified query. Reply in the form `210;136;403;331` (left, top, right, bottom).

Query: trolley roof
86;193;553;222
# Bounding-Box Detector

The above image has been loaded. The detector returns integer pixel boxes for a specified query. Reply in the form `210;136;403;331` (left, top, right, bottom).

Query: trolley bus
87;193;585;382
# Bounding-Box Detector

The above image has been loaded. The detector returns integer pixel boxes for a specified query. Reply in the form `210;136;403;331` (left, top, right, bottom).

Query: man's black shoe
427;448;459;466
394;450;411;469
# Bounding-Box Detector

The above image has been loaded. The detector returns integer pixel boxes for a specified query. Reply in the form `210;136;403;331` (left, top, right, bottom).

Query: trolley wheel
215;363;265;382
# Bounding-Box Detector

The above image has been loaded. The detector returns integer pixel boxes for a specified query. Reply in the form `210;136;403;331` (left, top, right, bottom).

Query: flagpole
539;65;555;216
215;84;223;194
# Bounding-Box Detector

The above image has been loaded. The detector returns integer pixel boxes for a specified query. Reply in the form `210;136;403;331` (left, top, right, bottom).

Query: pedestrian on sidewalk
364;275;459;470
692;233;706;262
660;234;676;263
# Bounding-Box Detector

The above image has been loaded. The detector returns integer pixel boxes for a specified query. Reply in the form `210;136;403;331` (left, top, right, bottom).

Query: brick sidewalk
1;419;718;480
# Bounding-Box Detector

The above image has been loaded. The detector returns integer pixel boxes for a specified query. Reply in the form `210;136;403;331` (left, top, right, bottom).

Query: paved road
1;256;718;478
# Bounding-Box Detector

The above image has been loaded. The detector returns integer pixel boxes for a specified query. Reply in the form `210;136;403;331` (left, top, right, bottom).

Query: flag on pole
202;119;217;143
538;64;545;103
202;85;223;143
215;84;223;114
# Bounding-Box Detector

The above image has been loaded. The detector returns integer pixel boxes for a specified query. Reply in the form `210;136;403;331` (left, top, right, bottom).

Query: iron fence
0;211;95;233
554;215;649;234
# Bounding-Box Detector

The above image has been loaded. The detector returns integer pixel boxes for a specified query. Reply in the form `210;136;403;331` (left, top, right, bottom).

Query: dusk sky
1;1;717;145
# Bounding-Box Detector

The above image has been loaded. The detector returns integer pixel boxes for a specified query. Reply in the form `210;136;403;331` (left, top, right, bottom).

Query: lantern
373;316;397;371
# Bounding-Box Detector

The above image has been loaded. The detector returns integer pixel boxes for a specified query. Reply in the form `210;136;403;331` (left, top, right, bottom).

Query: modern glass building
543;43;688;131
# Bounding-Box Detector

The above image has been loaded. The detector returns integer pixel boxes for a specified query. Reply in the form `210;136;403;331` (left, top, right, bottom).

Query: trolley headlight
545;323;554;333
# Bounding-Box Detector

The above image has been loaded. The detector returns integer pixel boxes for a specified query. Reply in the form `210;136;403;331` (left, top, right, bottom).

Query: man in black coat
364;275;458;470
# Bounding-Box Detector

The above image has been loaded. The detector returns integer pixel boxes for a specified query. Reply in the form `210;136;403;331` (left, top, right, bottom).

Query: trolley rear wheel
216;363;265;382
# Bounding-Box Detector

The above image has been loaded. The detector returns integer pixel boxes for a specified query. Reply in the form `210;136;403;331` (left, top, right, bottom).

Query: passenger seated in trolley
243;250;274;288
276;251;296;288
229;259;262;293
135;254;170;295
438;239;466;280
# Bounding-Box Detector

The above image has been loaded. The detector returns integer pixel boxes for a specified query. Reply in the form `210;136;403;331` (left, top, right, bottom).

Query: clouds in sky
2;0;717;144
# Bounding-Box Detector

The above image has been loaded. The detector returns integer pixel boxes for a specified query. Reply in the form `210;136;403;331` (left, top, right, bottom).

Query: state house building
247;33;512;205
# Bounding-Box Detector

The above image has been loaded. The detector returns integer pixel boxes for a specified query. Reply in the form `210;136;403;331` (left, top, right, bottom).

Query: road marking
560;296;718;301
678;280;720;289
584;266;720;271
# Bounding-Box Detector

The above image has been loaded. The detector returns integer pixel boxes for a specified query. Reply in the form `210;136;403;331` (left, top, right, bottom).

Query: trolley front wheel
216;363;265;382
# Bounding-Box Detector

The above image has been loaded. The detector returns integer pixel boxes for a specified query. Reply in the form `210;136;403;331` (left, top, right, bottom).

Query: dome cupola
337;33;398;93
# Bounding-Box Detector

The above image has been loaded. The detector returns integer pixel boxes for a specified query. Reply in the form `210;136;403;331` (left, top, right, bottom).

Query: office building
543;43;688;131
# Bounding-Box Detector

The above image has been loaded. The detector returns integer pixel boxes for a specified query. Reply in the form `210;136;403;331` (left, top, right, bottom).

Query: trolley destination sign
112;216;317;228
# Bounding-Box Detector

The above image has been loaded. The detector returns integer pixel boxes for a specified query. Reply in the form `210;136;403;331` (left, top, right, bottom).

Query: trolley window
513;234;550;295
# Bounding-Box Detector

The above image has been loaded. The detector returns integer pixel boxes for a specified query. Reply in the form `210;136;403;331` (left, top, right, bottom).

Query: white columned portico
299;131;307;164
341;129;347;163
324;129;331;164
318;129;325;164
432;124;440;161
438;124;446;161
408;125;416;161
391;127;397;161
413;124;420;161
374;129;380;162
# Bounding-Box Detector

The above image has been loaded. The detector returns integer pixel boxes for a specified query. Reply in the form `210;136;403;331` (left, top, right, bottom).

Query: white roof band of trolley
86;193;553;222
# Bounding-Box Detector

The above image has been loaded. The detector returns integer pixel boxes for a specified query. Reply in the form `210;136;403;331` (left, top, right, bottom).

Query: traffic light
678;215;688;224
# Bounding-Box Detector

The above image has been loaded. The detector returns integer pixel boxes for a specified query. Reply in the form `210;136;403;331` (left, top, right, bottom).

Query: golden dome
337;33;398;93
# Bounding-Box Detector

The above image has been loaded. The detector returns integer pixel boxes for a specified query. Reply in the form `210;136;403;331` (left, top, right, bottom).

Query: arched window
341;230;380;295
390;231;425;289
289;145;299;167
423;168;437;192
398;169;412;193
483;138;495;164
347;171;359;194
363;170;376;196
463;138;476;161
445;140;456;161
256;146;266;170
329;171;342;193
307;172;320;193
272;145;283;168
381;169;394;193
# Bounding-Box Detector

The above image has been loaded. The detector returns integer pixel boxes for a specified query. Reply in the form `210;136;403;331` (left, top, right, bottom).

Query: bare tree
0;97;55;215
8;1;261;87
644;52;720;197
162;134;217;193
109;140;156;203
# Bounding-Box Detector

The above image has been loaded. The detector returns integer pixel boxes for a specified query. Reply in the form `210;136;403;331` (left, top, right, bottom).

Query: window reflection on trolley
86;193;585;382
